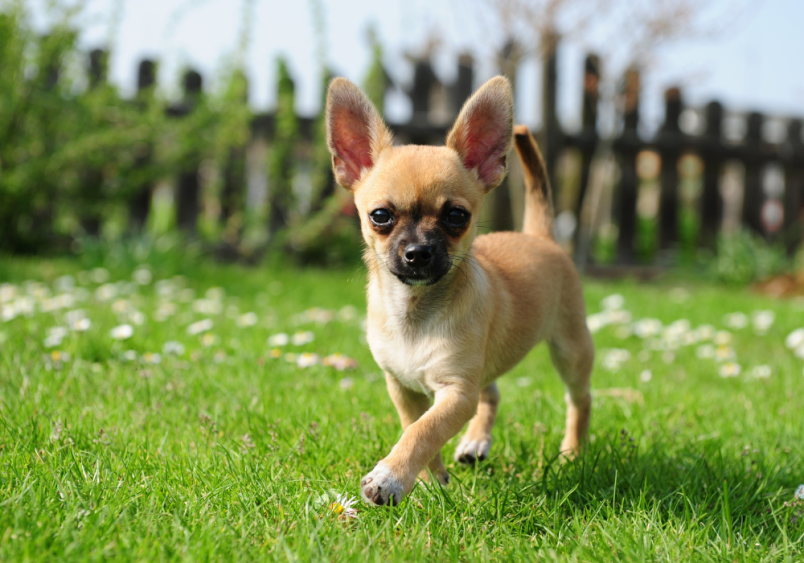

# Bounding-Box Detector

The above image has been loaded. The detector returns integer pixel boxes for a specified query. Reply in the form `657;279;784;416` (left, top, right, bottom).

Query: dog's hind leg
548;317;594;456
384;372;450;485
454;382;500;464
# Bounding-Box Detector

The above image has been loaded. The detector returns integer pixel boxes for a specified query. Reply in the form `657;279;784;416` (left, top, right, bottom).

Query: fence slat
129;59;156;232
614;68;641;263
784;119;804;253
658;87;683;252
742;111;765;236
699;101;724;249
175;69;204;235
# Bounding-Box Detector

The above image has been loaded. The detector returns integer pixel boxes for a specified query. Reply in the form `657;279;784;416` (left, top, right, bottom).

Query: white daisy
187;319;214;335
330;493;359;520
110;324;134;340
719;362;741;378
268;333;289;346
785;329;804;350
292;331;315;345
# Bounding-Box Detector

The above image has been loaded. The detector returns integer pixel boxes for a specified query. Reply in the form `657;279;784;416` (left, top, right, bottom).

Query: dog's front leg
361;381;479;506
384;373;450;486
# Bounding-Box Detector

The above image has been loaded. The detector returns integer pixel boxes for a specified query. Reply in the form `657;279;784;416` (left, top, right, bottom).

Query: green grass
1;250;803;561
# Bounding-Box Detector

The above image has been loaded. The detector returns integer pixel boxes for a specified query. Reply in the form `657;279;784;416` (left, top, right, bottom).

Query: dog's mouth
395;273;444;287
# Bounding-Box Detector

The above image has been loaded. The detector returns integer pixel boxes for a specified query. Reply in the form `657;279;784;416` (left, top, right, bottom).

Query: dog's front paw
454;436;492;464
361;462;404;506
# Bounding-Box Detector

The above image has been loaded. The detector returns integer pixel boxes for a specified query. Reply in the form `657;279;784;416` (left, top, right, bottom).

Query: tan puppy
325;76;594;506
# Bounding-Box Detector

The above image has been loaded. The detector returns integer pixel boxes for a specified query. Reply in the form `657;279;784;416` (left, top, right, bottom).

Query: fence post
573;53;599;262
129;59;156;232
783;118;804;253
742;111;765;236
540;30;561;198
449;53;474;117
658;87;683;253
80;48;108;237
175;69;204;235
489;38;522;233
612;67;641;263
408;57;438;144
220;71;249;235
699;101;724;249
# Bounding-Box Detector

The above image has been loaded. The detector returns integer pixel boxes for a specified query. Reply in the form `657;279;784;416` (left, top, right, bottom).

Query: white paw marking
454;437;492;463
360;462;404;506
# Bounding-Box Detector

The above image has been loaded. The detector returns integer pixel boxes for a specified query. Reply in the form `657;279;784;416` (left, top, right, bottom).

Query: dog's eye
369;209;393;226
445;208;470;227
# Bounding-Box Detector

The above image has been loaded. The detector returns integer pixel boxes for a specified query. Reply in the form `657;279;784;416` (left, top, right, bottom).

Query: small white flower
796;485;804;501
70;317;91;331
163;341;186;356
751;310;774;334
48;326;69;339
696;344;715;359
268;333;289;346
723;312;748;330
639;370;652;382
90;268;110;283
292;331;315;346
516;377;531;387
662;351;675;364
200;333;219;347
714;330;732;346
714;346;736;362
110;324;134;340
719;362;741;378
121;350;137;361
187;319;214;335
602;348;630;372
112;299;131;314
296;352;319;368
695;325;715;341
142;352;162;364
237;312;258;327
0;284;17;304
339;377;354;390
633;318;663;339
133;268;152;285
44;334;62;348
129;310;146;326
95;283;117;302
192;299;223;315
785;329;804;350
586;314;604;333
795;344;804;360
601;294;625;311
330;493;359;520
749;365;771;379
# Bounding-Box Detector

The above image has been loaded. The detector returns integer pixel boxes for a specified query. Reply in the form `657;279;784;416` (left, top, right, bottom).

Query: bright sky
31;0;804;135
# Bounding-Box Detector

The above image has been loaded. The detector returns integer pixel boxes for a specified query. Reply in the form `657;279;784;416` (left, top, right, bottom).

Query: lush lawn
1;247;803;562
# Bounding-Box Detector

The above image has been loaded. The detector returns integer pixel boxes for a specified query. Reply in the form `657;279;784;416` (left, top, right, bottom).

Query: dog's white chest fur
366;322;445;395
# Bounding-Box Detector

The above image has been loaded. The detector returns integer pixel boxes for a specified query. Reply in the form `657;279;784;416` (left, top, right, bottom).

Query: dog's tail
513;124;554;239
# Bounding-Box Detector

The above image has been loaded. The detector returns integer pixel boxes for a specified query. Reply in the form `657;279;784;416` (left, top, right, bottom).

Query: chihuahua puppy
325;76;594;506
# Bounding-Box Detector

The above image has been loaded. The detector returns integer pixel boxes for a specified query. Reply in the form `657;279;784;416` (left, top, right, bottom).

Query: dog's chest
366;322;447;394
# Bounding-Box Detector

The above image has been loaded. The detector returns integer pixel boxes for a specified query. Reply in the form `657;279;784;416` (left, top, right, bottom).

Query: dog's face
325;77;513;287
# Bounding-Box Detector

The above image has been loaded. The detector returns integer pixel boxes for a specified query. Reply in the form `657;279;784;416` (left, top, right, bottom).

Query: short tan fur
325;76;594;506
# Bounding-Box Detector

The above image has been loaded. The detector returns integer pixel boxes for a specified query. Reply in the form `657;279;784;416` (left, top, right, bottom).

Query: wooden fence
84;43;804;266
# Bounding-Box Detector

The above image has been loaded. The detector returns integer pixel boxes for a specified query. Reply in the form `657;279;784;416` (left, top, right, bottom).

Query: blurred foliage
0;2;252;254
266;57;298;239
710;230;791;285
363;25;386;114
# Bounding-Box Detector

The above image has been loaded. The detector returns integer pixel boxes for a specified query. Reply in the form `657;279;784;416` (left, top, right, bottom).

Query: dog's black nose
403;244;433;266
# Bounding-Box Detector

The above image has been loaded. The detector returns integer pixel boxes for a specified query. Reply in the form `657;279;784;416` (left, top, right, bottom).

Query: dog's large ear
446;76;514;192
325;78;393;191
